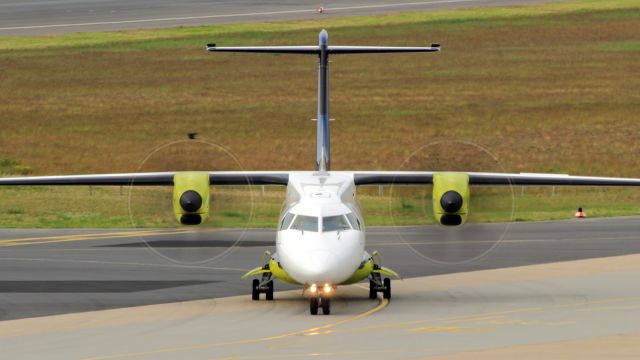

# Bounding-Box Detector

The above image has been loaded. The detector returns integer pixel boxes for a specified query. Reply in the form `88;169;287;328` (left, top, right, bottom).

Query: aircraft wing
0;172;290;186
353;172;640;186
3;171;640;187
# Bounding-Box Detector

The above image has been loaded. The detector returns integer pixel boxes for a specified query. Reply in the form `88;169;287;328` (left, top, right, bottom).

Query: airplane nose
306;250;339;281
277;231;364;285
309;250;332;270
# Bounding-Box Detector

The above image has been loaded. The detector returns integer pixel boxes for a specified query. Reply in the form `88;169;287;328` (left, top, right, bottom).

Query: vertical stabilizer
317;30;330;172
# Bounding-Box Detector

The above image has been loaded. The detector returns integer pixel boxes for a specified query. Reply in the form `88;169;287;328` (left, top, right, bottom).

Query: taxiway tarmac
2;251;640;359
1;217;640;322
0;0;555;35
1;218;640;358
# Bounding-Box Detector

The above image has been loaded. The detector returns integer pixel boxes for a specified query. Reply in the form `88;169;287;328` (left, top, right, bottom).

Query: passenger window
280;212;296;230
323;215;352;232
290;215;319;232
346;213;361;230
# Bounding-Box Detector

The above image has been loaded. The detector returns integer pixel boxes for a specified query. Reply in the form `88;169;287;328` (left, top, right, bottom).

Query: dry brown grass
0;5;638;176
0;2;639;227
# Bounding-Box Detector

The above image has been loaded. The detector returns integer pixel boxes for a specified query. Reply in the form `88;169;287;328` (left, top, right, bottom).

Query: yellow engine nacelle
432;172;469;226
173;172;210;225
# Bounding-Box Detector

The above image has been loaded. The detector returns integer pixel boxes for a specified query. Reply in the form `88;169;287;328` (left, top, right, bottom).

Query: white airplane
2;30;640;315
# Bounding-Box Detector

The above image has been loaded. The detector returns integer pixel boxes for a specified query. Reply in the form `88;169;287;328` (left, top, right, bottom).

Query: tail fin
206;30;440;171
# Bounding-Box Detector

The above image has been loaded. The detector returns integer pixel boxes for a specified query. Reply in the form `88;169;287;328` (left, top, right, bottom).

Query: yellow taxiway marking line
85;295;630;360
0;230;191;247
0;257;248;272
407;325;488;333
0;230;166;244
83;291;389;360
340;297;629;335
440;297;628;325
217;348;409;360
575;303;640;312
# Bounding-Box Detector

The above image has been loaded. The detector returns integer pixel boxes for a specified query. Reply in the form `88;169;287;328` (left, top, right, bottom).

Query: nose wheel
310;296;319;315
310;293;331;315
321;294;331;315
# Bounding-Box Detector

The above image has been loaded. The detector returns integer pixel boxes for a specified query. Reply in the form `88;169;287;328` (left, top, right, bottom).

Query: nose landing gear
309;284;333;315
309;294;331;315
310;296;319;315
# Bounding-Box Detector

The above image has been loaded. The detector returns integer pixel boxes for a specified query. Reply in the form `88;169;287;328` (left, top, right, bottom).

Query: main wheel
252;279;260;301
369;279;377;299
383;278;391;299
310;296;319;315
321;296;331;315
265;280;274;301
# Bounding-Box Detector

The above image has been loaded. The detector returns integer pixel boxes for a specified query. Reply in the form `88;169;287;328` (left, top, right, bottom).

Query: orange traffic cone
575;207;586;218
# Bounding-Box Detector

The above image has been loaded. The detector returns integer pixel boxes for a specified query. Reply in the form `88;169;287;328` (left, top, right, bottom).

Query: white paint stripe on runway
0;0;475;31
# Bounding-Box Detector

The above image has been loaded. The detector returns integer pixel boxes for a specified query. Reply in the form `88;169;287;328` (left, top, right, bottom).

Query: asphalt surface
0;0;555;35
1;217;640;321
2;244;640;359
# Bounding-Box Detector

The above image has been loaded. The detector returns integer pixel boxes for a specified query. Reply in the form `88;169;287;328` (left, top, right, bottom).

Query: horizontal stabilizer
206;45;440;54
206;45;319;54
327;45;439;54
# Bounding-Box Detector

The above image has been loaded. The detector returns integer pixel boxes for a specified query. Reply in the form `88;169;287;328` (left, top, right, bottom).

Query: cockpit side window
322;215;352;232
346;213;361;230
280;212;296;230
290;215;319;232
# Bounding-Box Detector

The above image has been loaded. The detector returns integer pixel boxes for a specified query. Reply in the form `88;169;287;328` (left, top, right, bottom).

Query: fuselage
275;171;367;286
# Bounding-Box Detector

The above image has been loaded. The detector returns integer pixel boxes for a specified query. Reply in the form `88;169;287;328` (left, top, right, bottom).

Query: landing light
310;284;317;293
323;284;332;293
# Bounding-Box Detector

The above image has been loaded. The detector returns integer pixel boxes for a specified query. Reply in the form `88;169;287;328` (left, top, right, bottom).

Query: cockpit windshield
290;215;319;232
280;212;361;233
279;212;296;230
322;215;352;232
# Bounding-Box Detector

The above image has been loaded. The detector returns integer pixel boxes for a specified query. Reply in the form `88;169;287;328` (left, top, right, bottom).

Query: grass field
0;0;639;228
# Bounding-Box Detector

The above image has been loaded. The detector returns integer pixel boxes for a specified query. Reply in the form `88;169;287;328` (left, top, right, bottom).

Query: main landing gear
308;284;332;315
369;265;391;300
251;269;274;301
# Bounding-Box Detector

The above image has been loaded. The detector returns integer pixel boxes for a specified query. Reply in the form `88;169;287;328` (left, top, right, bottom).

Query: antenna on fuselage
206;31;440;171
